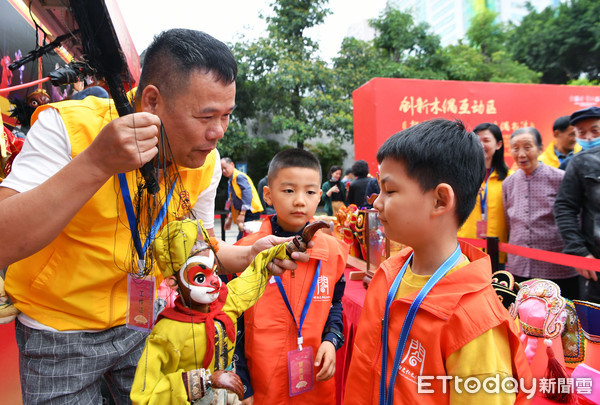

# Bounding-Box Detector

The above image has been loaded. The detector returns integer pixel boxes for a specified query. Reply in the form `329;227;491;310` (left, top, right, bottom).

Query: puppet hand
315;341;336;381
84;112;160;178
250;235;313;276
210;370;244;401
0;276;19;324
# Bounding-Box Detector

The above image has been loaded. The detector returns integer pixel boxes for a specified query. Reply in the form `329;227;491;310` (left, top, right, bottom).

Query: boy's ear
432;183;455;217
263;186;272;205
165;276;179;291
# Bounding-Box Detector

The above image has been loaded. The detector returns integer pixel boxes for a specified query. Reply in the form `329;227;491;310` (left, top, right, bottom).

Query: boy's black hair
267;148;322;185
377;119;485;227
136;29;237;103
511;127;543;148
553;116;571;132
473;122;509;181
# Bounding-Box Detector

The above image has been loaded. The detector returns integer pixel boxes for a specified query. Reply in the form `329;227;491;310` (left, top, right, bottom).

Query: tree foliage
509;0;600;84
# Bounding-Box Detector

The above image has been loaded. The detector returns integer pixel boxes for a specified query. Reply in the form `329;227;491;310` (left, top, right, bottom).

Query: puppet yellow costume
130;219;288;405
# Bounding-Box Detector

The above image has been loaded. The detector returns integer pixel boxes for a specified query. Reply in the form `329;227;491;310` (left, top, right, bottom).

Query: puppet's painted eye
30;100;39;106
193;273;206;285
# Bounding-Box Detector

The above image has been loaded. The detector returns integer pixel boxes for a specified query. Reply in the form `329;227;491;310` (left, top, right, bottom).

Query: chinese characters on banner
353;78;600;169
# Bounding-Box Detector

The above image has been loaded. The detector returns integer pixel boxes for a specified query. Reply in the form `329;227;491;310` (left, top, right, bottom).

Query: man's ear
263;186;273;205
140;85;161;114
432;183;455;216
165;276;179;291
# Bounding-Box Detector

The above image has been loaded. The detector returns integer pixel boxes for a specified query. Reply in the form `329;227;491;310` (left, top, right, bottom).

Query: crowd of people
0;26;599;405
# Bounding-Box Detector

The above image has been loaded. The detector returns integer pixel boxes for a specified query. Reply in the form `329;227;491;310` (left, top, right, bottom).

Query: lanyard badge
379;245;462;405
276;261;321;396
119;173;177;332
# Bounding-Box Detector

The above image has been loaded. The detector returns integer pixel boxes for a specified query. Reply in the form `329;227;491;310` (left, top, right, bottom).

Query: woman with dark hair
321;165;346;216
458;123;512;265
503;127;578;299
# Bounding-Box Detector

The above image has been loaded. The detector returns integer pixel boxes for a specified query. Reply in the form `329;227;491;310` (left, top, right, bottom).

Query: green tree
509;0;600;84
465;9;507;58
232;0;353;149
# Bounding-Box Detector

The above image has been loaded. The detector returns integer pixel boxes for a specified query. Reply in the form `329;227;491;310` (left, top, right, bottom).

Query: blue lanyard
379;244;462;405
274;261;321;350
479;168;494;219
118;173;177;270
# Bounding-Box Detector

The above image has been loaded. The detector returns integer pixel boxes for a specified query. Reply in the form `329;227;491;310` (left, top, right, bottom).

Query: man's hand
250;235;312;276
314;341;336;381
576;254;598;281
224;215;233;231
82;112;160;179
236;212;245;232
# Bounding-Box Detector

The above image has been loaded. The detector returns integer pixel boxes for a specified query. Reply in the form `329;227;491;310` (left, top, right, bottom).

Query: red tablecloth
0;322;22;404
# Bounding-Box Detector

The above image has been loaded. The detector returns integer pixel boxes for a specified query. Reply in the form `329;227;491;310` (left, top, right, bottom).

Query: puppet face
27;91;50;108
178;250;221;305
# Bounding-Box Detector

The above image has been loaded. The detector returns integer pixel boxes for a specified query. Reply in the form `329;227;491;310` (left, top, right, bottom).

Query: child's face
264;167;322;233
373;158;435;247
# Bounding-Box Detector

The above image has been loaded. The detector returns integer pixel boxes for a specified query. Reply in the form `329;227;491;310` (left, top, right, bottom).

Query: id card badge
288;346;314;397
476;220;487;239
126;273;156;332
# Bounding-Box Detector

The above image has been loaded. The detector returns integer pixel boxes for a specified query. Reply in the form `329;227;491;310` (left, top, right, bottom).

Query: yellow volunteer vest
230;168;263;221
6;96;216;330
539;139;582;168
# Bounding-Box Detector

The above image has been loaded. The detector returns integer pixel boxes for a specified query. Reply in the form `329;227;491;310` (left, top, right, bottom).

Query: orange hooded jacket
344;241;532;405
236;218;348;404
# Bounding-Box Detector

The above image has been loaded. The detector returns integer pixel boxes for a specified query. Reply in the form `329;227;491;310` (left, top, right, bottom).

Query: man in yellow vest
539;115;581;169
0;29;307;404
221;156;264;240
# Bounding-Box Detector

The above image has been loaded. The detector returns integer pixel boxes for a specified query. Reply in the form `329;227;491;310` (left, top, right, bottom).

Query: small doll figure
130;219;290;405
513;278;573;403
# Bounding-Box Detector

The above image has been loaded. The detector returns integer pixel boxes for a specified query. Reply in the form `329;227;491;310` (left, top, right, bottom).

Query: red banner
353;78;600;170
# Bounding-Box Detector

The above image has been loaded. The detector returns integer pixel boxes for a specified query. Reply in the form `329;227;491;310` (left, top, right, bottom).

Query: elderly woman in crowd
458;123;511;266
502;127;579;299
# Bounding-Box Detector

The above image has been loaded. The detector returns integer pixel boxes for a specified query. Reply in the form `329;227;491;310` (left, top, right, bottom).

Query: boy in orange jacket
235;148;349;404
344;119;532;405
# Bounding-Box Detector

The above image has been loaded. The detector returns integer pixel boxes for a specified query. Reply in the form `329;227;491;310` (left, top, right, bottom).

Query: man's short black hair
267;149;321;185
351;160;369;178
553;116;571;132
377;119;485;227
136;29;237;102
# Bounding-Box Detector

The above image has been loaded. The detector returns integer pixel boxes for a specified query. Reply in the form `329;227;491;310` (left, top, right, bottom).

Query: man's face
575;118;600;141
554;125;576;153
155;70;236;169
220;159;234;178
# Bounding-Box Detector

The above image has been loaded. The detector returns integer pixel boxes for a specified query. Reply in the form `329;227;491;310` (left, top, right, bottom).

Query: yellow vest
6;96;216;330
229;168;263;221
457;169;513;263
539;139;581;168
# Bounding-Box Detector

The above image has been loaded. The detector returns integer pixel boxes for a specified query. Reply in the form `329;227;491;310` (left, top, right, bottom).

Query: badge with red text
476;220;487;239
126;274;156;332
288;346;314;397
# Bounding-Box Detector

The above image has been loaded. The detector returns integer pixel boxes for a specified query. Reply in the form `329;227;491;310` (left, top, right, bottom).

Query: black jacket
554;147;600;258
